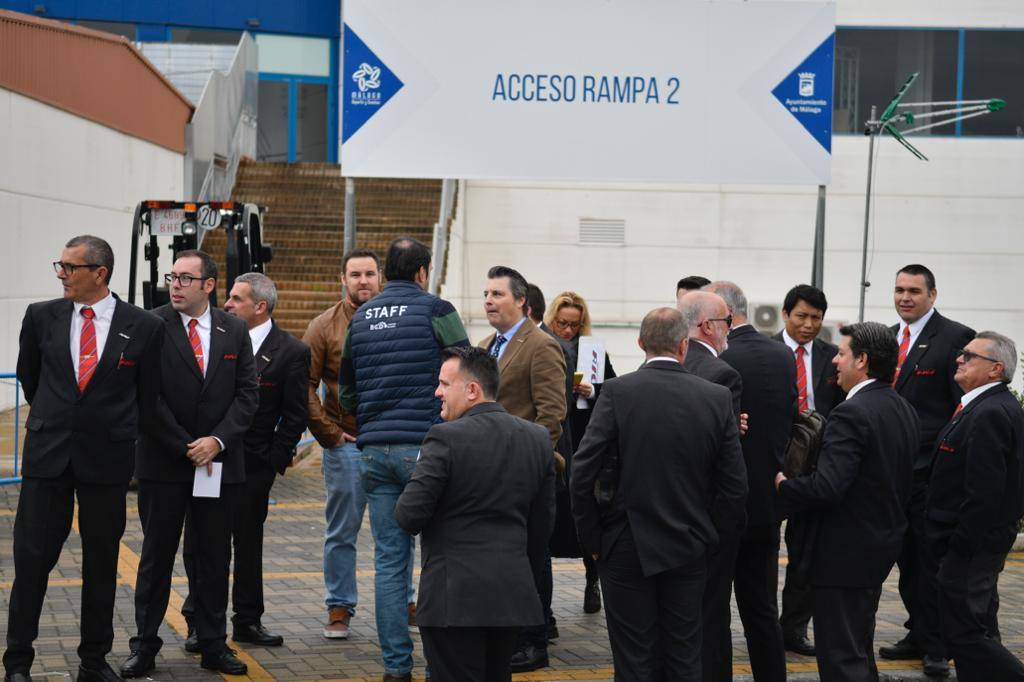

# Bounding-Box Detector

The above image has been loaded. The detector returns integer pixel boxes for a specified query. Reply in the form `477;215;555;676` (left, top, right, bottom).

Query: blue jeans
322;442;367;613
361;443;420;675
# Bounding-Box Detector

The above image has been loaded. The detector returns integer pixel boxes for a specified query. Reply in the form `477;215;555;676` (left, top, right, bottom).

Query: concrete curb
1013;532;1024;552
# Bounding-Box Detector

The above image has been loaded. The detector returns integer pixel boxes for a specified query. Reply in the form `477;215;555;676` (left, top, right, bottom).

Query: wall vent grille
578;218;625;245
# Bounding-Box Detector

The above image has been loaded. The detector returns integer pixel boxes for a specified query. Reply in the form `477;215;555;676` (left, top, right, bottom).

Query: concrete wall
444;135;1024;386
0;88;183;403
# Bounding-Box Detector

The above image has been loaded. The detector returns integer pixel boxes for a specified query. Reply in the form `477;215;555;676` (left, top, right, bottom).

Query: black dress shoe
77;661;122;682
201;648;248;675
4;672;33;682
120;650;156;678
583;578;602;614
547;622;560;641
878;635;924;660
233;622;284;646
923;654;950;677
509;643;549;673
783;633;816;656
184;627;200;653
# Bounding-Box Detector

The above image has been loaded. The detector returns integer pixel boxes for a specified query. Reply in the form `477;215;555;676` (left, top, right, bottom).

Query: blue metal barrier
0;373;22;485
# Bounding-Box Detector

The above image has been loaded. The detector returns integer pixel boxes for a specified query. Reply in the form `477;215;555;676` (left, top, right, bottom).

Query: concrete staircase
202;160;443;337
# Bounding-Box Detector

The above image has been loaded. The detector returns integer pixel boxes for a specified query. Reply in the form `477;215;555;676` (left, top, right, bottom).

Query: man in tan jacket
478;265;566;673
304;248;393;639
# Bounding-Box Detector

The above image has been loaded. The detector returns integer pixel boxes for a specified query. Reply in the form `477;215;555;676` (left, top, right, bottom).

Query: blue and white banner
342;0;835;184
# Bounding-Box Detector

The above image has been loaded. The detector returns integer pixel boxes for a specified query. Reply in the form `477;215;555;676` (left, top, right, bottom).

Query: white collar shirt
782;329;816;411
897;306;936;351
71;291;116;375
646;356;680;365
961;381;1003;409
249;318;273;356
845;377;876;401
694;339;719;358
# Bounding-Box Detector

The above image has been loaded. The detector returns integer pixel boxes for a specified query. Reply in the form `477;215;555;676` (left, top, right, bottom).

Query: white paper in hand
193;462;223;498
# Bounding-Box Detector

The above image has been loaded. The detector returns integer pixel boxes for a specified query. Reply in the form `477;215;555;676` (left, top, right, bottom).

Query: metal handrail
0;372;22;484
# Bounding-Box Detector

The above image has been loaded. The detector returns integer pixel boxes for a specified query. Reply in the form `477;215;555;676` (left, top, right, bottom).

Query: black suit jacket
926;383;1024;557
570;361;748;577
682;341;743;420
779;381;919;587
137;304;259;485
892;310;975;470
721;325;797;523
246;321;311;475
394;402;555;628
771;332;845;418
17;296;163;484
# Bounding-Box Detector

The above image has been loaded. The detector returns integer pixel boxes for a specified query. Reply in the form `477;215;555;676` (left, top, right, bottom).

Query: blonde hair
544;290;592;337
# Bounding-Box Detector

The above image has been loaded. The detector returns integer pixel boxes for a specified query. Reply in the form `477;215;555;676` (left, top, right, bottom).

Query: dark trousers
599;526;705;682
937;538;1024;682
734;523;787;682
779;518;814;640
182;466;276;628
813;585;882;682
131;479;238;657
3;470;127;674
894;473;934;652
518;551;553;648
701;528;740;682
421;626;519;682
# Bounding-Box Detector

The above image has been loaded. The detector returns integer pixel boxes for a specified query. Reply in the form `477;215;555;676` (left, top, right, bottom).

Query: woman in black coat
544;291;616;614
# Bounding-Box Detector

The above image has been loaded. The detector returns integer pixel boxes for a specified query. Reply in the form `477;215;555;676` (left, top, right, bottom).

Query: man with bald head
679;291;742;419
571;307;747;681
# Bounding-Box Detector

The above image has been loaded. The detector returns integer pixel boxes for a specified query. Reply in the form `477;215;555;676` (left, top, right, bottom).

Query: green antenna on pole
856;74;1008;321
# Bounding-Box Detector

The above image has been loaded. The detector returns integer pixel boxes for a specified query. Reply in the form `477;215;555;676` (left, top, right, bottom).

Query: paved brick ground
2;460;1023;681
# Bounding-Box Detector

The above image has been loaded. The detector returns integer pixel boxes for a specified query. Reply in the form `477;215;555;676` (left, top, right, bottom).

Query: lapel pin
216;326;227;333
261;355;271;362
119;332;131;340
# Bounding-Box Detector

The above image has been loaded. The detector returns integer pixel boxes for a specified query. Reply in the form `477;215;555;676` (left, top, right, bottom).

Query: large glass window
962;30;1024;137
297;83;328;162
170;27;243;45
257;81;289;162
833;29;958;135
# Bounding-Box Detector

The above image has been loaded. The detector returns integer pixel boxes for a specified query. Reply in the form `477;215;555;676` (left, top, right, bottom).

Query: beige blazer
479;319;567;449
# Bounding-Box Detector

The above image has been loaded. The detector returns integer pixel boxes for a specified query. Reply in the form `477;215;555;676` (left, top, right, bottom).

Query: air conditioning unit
752;304;780;334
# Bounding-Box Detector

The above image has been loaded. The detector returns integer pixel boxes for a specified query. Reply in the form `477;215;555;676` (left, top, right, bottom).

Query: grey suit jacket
395;402;556;627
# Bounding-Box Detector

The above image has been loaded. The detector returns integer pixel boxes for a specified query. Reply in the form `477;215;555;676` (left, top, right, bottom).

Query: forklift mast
128;201;272;310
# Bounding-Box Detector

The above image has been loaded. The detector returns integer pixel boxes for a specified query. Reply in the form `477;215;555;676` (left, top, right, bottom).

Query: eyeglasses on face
704;315;734;328
553;319;582;331
164;273;206;287
53;261;101;275
957;348;1000;365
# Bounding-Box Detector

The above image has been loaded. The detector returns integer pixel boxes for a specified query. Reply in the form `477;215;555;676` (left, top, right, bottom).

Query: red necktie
952;403;963;419
795;346;809;413
78;307;97;392
188;318;205;374
894;326;911;385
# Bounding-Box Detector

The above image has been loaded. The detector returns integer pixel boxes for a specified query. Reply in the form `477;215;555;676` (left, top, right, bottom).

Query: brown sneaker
323;607;351;639
407;602;417;628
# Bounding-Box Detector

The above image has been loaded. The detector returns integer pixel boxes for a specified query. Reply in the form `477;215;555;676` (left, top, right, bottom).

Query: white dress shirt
897;306;936;351
179;305;212;377
646;356;680;365
693;339;719;358
249;318;273;356
845;377;876;400
781;329;816;411
71;291;116;375
960;381;1002;409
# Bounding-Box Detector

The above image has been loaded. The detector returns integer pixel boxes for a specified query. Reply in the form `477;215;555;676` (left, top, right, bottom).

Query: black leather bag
783;410;826;478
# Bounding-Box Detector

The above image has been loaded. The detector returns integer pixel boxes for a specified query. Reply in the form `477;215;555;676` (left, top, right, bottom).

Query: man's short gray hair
704;280;748;317
640;307;688;356
235;272;278;314
975;331;1017;383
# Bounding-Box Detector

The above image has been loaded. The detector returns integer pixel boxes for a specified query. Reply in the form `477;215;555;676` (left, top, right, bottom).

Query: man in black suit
879;264;974;676
776;321;919;682
4;236;162;682
677;290;744;682
926;331;1024;681
122;250;259;678
675;275;711;308
772;284;845;657
706;281;795;682
571;307;747;681
395;346;555;680
181;273;309;649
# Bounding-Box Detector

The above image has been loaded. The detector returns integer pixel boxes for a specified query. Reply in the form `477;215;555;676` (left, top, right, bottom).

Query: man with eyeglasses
122;250;258;678
879;263;974;678
4;236;163;682
705;280;795;682
925;332;1024;681
677;290;744;682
